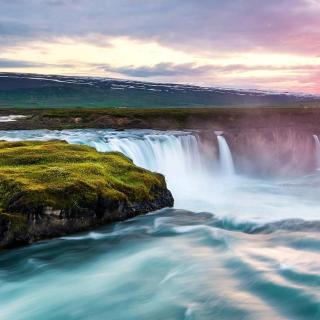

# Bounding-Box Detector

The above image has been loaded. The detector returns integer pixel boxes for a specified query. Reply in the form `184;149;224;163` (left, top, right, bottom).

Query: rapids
0;129;319;320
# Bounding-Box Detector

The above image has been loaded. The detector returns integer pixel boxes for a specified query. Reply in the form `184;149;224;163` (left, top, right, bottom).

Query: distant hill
0;72;319;108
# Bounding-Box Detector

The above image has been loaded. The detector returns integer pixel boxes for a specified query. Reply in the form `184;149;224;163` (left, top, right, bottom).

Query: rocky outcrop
0;141;174;249
0;186;173;248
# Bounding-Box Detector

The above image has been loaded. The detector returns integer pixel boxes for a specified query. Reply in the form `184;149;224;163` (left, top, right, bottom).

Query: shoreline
1;106;320;132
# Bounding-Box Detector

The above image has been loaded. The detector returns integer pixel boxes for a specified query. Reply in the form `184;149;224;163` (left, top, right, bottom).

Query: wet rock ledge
0;141;174;248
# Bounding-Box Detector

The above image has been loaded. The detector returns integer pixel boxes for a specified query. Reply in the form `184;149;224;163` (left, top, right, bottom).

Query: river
0;129;319;320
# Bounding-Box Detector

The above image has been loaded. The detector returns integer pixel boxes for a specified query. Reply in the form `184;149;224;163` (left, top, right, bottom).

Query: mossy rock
0;141;173;248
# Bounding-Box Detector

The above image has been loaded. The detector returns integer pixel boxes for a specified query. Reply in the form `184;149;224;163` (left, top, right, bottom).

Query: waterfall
2;129;320;220
313;135;320;170
0;129;228;211
216;135;235;176
87;133;205;178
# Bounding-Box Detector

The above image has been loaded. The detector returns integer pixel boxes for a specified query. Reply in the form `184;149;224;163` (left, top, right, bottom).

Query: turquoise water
0;210;319;320
0;129;319;319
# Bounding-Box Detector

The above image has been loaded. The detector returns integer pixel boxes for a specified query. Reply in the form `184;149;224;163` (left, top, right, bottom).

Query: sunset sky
0;0;320;93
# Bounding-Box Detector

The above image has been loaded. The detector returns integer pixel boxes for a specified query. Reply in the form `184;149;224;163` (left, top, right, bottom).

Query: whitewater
0;129;319;320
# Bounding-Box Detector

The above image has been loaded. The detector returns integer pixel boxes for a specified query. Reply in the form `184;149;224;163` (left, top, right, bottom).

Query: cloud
0;58;72;69
0;0;319;93
98;61;320;94
102;63;211;77
0;59;44;68
102;62;320;78
0;0;319;54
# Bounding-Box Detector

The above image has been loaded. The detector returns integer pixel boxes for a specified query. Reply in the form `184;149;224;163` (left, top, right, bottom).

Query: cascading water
71;131;210;211
313;134;320;170
216;135;235;176
92;133;205;179
0;129;320;320
1;129;319;221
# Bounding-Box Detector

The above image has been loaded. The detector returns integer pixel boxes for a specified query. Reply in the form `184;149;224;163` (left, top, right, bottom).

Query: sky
0;0;320;93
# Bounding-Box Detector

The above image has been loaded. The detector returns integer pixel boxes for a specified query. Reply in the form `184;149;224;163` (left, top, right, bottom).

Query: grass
0;141;166;217
2;105;320;131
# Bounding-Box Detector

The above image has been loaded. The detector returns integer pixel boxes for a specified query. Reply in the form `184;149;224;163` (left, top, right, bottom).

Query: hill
0;72;319;108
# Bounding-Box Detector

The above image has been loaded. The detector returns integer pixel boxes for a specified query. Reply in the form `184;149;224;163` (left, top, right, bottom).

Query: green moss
0;141;166;216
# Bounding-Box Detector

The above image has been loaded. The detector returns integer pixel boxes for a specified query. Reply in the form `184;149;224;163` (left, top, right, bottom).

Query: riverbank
1;106;320;131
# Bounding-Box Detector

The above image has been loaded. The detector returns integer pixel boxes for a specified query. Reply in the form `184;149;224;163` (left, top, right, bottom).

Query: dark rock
0;186;173;249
